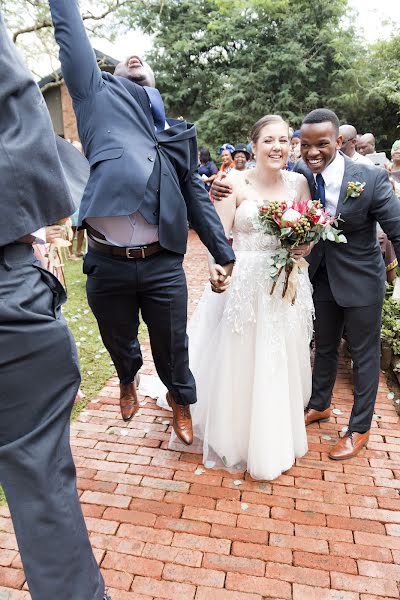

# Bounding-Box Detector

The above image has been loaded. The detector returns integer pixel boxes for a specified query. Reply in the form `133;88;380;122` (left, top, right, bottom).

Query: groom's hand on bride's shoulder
210;174;232;201
210;263;234;293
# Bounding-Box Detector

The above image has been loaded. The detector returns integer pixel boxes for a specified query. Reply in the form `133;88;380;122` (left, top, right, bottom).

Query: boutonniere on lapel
343;181;366;204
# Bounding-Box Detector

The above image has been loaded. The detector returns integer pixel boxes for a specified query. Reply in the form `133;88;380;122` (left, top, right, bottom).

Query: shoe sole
305;416;330;426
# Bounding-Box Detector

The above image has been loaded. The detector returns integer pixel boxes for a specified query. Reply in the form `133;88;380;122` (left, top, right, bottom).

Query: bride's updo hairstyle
250;115;290;145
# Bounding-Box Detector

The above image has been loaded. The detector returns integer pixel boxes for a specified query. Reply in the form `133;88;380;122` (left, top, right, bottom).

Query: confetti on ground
321;435;331;441
204;460;216;469
241;503;249;510
332;408;342;415
194;468;205;475
387;392;395;400
233;480;242;486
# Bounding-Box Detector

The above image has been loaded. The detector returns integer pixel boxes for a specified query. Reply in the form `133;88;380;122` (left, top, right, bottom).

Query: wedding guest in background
231;143;250;172
198;147;219;192
339;125;371;165
390;140;400;194
287;129;301;170
357;132;376;156
246;142;256;169
378;230;398;283
219;143;235;174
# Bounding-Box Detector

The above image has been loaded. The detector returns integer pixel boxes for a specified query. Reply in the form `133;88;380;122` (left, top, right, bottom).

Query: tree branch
12;1;137;42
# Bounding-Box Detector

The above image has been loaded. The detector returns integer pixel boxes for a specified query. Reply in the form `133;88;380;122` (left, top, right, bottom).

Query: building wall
60;83;79;142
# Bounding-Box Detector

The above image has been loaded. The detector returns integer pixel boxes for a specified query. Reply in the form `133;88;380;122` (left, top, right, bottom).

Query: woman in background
219;143;235;174
198;147;219;192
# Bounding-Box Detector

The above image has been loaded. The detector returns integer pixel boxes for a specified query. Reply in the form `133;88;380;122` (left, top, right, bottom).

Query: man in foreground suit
0;10;108;600
210;108;400;460
48;0;235;445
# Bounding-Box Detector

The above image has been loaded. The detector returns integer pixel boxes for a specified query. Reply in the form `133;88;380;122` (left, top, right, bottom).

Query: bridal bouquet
257;199;347;303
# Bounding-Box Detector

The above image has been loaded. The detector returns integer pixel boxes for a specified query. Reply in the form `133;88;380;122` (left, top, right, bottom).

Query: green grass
0;253;148;506
63;256;148;418
63;257;117;419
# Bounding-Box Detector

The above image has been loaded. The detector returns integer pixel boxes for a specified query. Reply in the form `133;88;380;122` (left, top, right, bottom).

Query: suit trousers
84;248;197;405
0;244;104;600
309;264;383;433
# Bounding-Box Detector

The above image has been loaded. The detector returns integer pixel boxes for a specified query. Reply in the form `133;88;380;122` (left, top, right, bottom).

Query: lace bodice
232;169;299;252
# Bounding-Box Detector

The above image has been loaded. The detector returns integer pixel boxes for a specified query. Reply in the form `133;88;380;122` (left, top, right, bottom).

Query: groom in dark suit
0;10;108;600
48;0;235;446
297;108;400;460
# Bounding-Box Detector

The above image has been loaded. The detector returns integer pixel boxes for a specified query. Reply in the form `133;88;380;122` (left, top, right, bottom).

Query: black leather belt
88;237;163;259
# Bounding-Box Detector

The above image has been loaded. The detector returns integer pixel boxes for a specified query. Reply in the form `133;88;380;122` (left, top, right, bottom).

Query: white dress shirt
87;213;159;247
351;151;371;165
314;152;345;216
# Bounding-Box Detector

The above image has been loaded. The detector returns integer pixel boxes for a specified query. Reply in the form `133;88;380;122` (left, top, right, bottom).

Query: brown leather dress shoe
166;391;193;445
304;407;331;426
119;379;139;422
329;431;369;460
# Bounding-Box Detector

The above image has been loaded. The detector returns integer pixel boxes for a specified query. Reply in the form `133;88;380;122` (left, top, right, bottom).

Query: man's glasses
342;137;356;145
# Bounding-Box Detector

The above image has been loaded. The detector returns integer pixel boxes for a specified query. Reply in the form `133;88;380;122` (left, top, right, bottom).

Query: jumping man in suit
48;0;235;446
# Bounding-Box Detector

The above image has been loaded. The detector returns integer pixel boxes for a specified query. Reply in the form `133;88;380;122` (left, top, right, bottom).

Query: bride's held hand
290;242;313;260
209;263;233;293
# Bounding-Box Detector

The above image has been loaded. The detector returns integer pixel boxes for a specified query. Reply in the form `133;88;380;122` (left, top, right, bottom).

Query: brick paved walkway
1;231;400;599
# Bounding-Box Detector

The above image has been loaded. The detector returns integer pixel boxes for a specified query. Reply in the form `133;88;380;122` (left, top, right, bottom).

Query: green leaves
126;0;400;152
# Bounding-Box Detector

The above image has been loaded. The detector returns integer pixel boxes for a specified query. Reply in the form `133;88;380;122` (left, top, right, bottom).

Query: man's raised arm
48;0;102;101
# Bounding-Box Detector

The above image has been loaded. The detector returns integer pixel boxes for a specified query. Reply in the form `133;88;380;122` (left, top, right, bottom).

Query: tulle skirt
188;250;313;480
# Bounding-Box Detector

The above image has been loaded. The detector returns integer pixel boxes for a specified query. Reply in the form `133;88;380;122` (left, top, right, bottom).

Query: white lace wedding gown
141;170;314;480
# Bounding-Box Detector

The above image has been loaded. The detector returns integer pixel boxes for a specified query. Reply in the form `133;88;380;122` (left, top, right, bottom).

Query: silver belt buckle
125;246;147;259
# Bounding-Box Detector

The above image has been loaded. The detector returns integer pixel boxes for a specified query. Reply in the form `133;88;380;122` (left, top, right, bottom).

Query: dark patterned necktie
143;86;166;133
315;173;326;207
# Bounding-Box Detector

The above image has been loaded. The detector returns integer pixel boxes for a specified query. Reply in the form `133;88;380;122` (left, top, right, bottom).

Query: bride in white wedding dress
143;115;314;480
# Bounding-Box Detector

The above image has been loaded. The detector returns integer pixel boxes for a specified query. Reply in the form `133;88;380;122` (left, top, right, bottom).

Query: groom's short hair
303;109;340;135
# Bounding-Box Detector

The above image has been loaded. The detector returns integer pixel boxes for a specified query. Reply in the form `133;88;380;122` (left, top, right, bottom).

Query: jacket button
148;156;154;162
153;210;159;216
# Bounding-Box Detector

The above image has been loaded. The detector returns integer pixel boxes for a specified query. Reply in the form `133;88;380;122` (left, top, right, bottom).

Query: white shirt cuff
31;227;46;244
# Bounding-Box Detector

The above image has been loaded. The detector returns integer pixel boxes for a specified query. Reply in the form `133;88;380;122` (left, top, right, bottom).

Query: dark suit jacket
295;154;400;306
0;12;77;246
48;0;235;265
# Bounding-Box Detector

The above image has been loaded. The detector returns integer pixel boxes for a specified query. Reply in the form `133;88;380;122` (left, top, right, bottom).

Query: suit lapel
335;156;362;217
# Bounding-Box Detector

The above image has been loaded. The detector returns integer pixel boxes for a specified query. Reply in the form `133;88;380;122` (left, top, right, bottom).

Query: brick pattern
1;230;400;599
